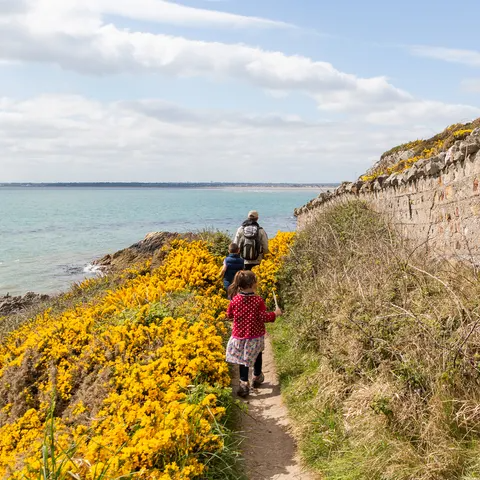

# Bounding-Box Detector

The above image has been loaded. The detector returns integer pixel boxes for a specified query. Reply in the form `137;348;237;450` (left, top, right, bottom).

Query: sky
1;0;480;183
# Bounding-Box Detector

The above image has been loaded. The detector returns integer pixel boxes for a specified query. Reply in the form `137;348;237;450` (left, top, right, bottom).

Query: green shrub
198;229;231;258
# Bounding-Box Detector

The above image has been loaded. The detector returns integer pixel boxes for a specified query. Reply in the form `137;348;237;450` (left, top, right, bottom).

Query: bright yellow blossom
0;238;232;479
253;232;295;309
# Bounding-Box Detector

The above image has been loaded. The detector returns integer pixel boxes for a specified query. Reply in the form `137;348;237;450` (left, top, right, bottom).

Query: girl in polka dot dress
226;270;282;397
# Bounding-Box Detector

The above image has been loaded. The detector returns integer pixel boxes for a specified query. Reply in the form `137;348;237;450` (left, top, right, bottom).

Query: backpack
240;224;261;261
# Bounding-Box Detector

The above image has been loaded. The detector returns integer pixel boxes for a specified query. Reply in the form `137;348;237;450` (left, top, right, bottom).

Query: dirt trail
235;335;318;480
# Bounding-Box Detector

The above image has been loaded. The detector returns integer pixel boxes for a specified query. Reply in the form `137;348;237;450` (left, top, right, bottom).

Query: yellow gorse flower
0;238;232;479
253;232;295;309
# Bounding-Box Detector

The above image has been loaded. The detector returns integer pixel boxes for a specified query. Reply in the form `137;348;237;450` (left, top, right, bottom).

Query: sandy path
234;335;318;480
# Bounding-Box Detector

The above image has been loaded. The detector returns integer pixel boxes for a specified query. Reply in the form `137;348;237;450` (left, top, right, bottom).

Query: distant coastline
0;182;336;189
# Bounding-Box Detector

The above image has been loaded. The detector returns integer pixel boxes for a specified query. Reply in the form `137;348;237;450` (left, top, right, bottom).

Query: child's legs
239;352;262;382
239;365;249;382
253;352;263;377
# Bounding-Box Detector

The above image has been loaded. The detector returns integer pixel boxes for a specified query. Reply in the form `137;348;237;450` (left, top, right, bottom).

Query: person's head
247;210;259;221
228;270;257;298
228;243;240;254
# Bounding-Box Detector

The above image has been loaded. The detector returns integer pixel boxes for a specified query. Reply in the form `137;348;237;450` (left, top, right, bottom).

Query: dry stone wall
296;129;480;262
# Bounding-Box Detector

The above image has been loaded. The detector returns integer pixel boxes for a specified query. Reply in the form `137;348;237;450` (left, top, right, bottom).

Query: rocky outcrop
365;147;416;179
296;128;480;262
295;129;480;218
0;292;50;316
93;232;196;272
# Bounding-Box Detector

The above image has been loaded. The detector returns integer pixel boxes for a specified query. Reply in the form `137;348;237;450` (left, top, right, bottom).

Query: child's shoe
252;373;265;388
237;380;250;397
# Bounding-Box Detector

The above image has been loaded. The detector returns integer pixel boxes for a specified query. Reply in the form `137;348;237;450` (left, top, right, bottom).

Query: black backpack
240;224;261;261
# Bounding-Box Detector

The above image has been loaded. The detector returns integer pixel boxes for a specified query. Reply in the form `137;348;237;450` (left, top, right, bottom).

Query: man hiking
233;210;269;271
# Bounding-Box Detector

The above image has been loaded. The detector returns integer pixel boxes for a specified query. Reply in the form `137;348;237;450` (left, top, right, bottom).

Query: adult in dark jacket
233;210;269;271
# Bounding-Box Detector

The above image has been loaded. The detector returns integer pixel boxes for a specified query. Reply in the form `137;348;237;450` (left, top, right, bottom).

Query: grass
197;385;247;480
271;200;480;480
380;119;479;161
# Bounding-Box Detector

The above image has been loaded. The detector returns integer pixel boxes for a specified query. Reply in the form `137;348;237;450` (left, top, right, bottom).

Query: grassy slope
271;201;480;480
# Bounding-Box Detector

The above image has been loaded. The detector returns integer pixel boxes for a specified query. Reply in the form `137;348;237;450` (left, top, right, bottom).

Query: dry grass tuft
272;200;480;480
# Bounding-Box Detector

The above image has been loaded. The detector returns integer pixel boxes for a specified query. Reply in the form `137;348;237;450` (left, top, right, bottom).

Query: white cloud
2;0;291;33
410;45;480;67
365;100;480;126
1;3;479;184
0;0;27;13
96;0;292;29
0;11;364;97
0;1;476;122
1;94;441;183
0;4;413;114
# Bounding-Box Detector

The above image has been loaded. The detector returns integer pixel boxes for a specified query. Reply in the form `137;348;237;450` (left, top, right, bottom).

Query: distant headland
0;182;335;188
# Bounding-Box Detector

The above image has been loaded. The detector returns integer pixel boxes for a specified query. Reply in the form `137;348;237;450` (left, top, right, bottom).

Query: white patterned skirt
226;336;265;367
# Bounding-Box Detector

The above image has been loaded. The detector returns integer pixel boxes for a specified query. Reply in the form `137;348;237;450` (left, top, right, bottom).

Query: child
219;243;245;295
225;270;282;397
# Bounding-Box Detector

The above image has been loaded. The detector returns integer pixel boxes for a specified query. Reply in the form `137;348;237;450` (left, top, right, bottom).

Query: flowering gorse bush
253;232;295;309
361;139;447;182
453;128;473;139
0;239;231;479
360;120;480;182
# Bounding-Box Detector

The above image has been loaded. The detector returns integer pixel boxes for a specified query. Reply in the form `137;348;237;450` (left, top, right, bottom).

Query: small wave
83;264;103;274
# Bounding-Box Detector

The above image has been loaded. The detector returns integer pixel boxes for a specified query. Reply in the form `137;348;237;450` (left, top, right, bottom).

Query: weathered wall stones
296;130;480;263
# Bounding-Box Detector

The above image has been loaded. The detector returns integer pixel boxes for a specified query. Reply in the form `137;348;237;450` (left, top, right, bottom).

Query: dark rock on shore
0;292;50;316
93;232;197;273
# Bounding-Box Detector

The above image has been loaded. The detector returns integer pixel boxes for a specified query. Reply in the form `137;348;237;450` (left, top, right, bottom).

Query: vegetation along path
237;335;318;480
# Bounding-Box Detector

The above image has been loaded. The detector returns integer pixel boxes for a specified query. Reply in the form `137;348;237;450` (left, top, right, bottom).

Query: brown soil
235;335;319;480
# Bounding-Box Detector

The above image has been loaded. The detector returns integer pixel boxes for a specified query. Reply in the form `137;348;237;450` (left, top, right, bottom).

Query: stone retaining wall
296;129;480;262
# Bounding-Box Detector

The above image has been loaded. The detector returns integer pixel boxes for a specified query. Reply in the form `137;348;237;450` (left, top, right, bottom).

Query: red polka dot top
227;292;276;340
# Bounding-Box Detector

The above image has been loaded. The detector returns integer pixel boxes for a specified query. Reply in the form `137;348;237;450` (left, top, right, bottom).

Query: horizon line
0;181;337;187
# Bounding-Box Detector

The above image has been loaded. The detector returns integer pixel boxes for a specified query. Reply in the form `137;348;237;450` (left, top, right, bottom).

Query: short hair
229;243;240;253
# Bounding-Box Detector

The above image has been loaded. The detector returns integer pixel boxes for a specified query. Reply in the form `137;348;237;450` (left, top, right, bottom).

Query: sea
0;186;326;296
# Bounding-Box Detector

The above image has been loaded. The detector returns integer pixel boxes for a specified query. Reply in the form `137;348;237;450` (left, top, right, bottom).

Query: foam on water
83;264;103;274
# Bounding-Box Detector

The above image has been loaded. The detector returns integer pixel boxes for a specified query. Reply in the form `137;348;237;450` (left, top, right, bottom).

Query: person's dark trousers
239;352;263;382
245;263;259;271
223;280;231;299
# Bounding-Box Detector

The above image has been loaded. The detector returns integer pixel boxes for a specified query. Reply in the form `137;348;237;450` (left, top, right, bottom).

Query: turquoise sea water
0;186;322;296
